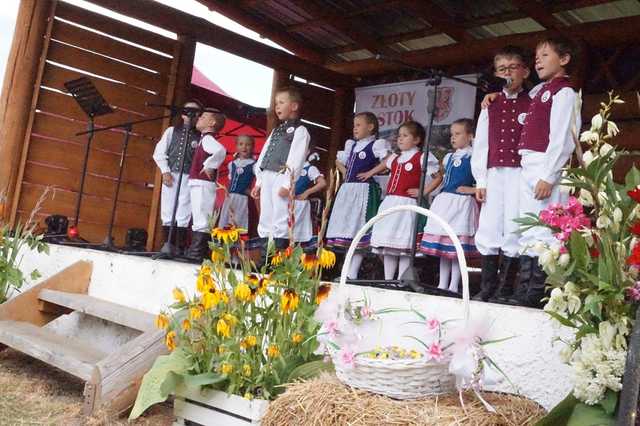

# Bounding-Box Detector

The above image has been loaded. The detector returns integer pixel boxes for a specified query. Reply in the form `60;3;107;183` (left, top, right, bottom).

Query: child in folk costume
218;135;256;230
419;119;480;293
251;86;310;249
471;46;531;302
293;152;327;243
370;121;439;281
513;37;580;308
185;108;227;260
152;100;202;253
326;112;390;279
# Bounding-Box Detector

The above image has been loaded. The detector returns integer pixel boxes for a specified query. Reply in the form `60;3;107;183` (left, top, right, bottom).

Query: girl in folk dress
326;112;390;279
218;135;255;230
419;118;480;293
370;121;439;281
292;152;327;243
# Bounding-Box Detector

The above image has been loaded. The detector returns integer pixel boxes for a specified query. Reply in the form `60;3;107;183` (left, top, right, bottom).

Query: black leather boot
490;256;519;303
185;231;210;262
509;255;533;306
473;255;500;301
175;227;188;256
524;257;547;309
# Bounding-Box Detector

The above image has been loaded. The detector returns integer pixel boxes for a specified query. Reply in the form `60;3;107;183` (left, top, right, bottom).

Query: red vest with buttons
487;91;530;168
189;133;218;182
386;151;422;197
518;77;573;153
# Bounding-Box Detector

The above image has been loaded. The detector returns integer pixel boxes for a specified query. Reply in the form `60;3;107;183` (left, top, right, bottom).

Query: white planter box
173;385;269;426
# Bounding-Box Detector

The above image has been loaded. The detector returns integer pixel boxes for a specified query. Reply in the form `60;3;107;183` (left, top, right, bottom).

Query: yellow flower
218;345;227;354
196;272;214;294
210;247;225;263
220;291;229;305
280;288;299;314
155;313;169;330
221;362;233;374
315;284;331;305
242;364;252;377
244;392;254;400
211;226;245;244
240;335;258;350
202;287;221;310
271;246;293;266
267;344;280;358
301;253;318;271
172;288;186;303
292;333;303;344
246;274;269;296
217;318;231;338
319;248;336;269
165;331;177;351
223;313;238;325
189;306;203;320
181;319;191;332
234;282;254;302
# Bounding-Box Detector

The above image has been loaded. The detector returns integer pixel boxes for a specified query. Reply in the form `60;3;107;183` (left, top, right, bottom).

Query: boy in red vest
472;46;531;302
186;108;227;260
515;37;581;307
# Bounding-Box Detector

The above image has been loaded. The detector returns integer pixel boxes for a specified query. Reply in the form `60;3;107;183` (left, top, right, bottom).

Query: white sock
348;253;364;279
449;259;461;293
397;256;411;280
383;255;398;280
438;257;451;289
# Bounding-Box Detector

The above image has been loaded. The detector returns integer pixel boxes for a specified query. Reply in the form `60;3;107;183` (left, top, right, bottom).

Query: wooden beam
288;0;395;57
84;0;355;88
329;28;441;55
329;15;640;76
400;0;473;42
197;0;326;65
510;0;566;30
0;0;55;223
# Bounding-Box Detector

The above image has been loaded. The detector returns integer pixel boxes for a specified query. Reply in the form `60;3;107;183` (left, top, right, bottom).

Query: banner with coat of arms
354;74;478;157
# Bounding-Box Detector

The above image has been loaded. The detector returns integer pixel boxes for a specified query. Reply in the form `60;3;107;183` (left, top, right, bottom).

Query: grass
0;348;173;425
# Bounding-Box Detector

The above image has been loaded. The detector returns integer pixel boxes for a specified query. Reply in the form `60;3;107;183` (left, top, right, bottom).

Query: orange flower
155;313;169;329
301;253;318;271
292;333;303;344
267;344;280;358
211;225;245;244
172;288;186;303
318;248;336;269
181;319;191;332
165;331;177;351
189;305;203;320
280;288;299;314
315;284;331;305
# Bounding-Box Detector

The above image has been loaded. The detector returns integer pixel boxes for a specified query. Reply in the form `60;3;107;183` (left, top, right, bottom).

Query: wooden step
38;289;155;332
0;320;105;380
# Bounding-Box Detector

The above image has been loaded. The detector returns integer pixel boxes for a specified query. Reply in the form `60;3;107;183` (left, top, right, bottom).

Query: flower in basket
517;93;640;424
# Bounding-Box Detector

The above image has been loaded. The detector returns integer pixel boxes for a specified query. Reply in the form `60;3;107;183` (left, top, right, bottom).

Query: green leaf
181;372;226;389
535;392;578;426
129;348;191;419
546;311;578;328
599;390;618;416
567;402;615;426
287;360;334;382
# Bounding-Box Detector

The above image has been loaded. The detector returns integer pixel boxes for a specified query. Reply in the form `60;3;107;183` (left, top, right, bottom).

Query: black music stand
64;77;113;241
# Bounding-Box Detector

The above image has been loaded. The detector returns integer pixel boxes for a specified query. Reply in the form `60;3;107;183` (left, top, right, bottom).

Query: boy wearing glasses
471;46;531;302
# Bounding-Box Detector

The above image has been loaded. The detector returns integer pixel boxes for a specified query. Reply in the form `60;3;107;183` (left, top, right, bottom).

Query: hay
262;373;546;426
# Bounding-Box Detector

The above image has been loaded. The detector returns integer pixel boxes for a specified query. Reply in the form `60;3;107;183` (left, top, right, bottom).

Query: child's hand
534;180;553;200
278;187;289;198
356;171;371;181
406;188;420;198
296;191;309;201
481;93;499;109
162;172;173;187
201;168;215;180
250;186;260;198
475;188;486;203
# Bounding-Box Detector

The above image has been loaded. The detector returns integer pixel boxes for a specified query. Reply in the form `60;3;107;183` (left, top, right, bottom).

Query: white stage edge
18;244;572;410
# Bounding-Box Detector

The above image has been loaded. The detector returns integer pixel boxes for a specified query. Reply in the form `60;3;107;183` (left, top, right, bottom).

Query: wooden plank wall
12;2;177;244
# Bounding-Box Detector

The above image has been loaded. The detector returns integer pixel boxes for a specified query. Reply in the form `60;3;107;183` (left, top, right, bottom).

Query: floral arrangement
518;93;640;424
131;174;339;419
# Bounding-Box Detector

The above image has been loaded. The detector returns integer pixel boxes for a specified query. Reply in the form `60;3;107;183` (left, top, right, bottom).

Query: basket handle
337;204;470;324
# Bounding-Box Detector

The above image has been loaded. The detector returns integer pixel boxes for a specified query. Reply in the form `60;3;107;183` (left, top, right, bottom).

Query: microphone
145;102;203;117
480;75;513;92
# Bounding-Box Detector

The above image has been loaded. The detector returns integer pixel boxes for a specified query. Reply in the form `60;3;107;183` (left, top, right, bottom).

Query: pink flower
559;245;568;254
426;342;444;361
324;320;339;338
338;346;356;369
566;196;584;216
627;282;640;302
426;318;440;332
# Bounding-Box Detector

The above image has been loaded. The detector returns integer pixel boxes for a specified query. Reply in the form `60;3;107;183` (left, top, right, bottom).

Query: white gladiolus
599;321;616;350
560;344;574;363
597;191;608;204
539;250;556;273
579;189;594;207
545;287;567;314
565;281;579;296
607;121;619;137
532;241;547;255
567;294;581;314
580;131;599;144
558;253;571;267
613;207;623;223
591;114;603;131
599;142;614;157
582;149;595;165
596;215;611;229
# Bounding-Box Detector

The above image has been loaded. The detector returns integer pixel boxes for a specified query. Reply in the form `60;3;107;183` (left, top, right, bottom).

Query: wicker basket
330;204;470;400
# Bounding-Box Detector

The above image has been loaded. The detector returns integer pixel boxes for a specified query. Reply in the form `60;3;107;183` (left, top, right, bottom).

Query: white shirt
254;125;310;189
520;82;581;184
385;146;439;177
189;134;226;186
152;126;176;174
336;136;389;164
472;88;523;188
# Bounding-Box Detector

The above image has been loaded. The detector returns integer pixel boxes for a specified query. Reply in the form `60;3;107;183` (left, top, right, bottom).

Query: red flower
627;244;640;266
631;221;640;236
628;188;640;203
590;247;600;259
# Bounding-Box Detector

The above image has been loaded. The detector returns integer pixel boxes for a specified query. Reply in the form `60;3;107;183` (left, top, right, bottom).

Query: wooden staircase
0;261;167;415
